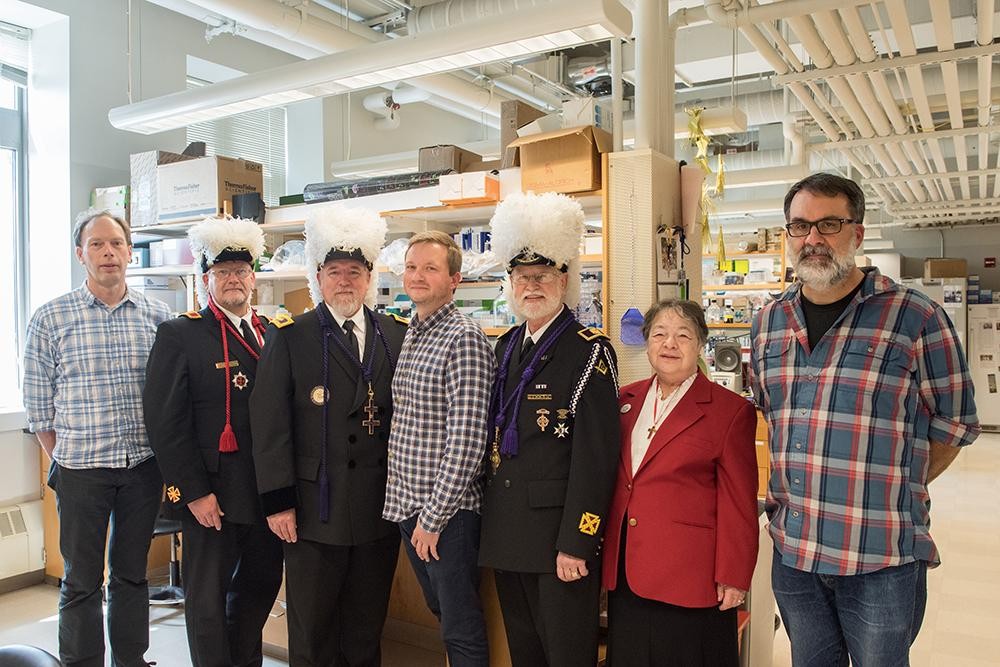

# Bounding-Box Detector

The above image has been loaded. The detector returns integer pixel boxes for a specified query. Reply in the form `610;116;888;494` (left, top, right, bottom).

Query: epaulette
180;311;202;319
272;313;295;329
577;326;609;342
388;313;410;326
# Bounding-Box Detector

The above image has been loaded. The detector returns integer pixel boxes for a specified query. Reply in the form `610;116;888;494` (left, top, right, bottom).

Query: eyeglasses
211;267;253;279
511;272;560;286
785;218;857;238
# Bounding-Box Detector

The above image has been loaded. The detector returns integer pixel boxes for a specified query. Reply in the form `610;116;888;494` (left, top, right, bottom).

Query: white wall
881;225;1000;291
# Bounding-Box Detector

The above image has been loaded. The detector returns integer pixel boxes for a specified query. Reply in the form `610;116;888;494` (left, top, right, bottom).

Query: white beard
511;291;564;323
326;293;364;318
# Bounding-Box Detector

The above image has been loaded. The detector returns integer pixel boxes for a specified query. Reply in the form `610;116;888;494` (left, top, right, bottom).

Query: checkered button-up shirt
750;267;980;575
23;283;172;469
383;301;496;533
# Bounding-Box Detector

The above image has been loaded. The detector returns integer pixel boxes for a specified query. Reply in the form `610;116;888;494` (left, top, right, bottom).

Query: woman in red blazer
601;299;759;666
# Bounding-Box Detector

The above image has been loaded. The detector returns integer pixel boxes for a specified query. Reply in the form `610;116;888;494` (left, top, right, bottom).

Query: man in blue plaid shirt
750;173;980;667
383;230;496;666
23;211;171;667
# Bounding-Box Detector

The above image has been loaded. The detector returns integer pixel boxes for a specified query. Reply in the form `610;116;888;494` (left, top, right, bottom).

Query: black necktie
519;337;535;364
240;319;261;354
343;319;362;360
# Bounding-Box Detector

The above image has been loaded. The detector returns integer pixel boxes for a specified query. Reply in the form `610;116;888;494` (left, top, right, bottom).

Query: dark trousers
399;510;489;667
49;458;162;667
494;569;602;667
180;515;284;667
607;523;738;667
283;533;399;667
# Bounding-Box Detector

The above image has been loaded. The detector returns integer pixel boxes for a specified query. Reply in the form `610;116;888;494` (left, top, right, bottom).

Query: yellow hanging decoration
715;154;726;196
700;184;715;254
686;107;712;174
716;224;727;271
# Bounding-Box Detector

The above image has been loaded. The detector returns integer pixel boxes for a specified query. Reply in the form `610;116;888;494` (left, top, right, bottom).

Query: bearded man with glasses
749;173;980;666
478;192;619;667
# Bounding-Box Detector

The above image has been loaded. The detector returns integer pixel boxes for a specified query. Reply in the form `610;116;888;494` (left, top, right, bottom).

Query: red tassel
219;424;239;452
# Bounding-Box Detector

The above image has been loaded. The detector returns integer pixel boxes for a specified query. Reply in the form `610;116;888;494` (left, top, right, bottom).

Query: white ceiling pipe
633;0;660;151
927;0;973;200
147;0;326;59
726;15;843;141
183;0;504;121
797;12;921;204
889;198;1000;214
707;0;887;196
976;0;993;198
703;0;873;30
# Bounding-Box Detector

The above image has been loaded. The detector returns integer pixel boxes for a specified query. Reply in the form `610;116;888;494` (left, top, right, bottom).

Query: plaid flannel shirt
750;267;980;575
23;283;172;469
383;302;496;533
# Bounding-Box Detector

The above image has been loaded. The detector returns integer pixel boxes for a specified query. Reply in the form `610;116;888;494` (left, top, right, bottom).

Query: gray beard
789;239;858;291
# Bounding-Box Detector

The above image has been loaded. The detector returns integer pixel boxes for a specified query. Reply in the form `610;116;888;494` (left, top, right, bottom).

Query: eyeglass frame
784;217;858;238
510;270;562;286
209;266;254;279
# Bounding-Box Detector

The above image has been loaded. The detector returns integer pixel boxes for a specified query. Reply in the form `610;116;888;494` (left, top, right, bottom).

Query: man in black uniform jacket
144;216;283;667
479;192;621;666
251;207;406;667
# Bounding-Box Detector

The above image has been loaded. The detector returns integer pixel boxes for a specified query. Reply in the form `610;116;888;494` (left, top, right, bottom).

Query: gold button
628;517;637;527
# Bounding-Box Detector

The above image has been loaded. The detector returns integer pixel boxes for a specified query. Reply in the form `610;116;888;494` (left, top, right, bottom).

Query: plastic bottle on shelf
705;299;722;324
275;304;291;319
723;300;735;324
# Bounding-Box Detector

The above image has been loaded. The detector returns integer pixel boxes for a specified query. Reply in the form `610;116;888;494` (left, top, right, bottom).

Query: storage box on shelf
702;230;787;330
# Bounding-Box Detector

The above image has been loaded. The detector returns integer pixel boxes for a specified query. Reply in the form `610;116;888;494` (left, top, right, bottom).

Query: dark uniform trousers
479;307;621;667
144;309;283;667
251;304;408;667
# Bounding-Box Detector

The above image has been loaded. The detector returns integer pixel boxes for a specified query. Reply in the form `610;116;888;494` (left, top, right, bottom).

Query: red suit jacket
601;372;759;608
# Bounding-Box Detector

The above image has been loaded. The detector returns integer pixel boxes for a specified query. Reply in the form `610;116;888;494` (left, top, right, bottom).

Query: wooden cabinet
754;411;770;499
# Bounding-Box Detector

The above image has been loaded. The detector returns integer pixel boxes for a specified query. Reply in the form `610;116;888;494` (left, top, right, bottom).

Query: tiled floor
1;431;996;666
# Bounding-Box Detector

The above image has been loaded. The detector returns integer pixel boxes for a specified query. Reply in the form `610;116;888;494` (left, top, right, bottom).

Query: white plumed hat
187;216;266;308
304;205;387;307
489;192;585;308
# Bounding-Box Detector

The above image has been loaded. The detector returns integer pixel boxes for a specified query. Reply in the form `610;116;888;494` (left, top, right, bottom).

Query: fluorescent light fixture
109;0;632;134
674;106;748;138
722;165;808;189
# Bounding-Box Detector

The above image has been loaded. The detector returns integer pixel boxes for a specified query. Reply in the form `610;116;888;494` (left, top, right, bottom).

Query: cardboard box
438;171;499;204
924;257;968;279
438;173;464;202
417;145;482;174
129;247;150;268
91;186;130;220
156;155;264;223
562;98;613;132
500;100;548;153
498;168;522;200
515;113;562;138
149;238;194;267
130;150;196;229
507;125;613;194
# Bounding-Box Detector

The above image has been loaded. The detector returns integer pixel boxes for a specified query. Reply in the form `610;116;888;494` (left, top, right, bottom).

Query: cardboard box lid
507;125;614;153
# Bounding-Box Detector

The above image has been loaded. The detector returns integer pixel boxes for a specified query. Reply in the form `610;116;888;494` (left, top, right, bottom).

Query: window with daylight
0;19;29;411
185;76;287;207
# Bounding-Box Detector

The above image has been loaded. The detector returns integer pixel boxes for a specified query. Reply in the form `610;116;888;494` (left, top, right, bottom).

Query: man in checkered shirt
750;173;980;666
383;230;496;666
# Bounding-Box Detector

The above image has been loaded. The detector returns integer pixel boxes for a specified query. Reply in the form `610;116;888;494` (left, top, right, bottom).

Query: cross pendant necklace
647;378;684;440
362;382;381;435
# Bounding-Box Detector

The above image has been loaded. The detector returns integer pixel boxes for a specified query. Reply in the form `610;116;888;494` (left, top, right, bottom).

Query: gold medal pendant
536;408;550;432
490;427;501;473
